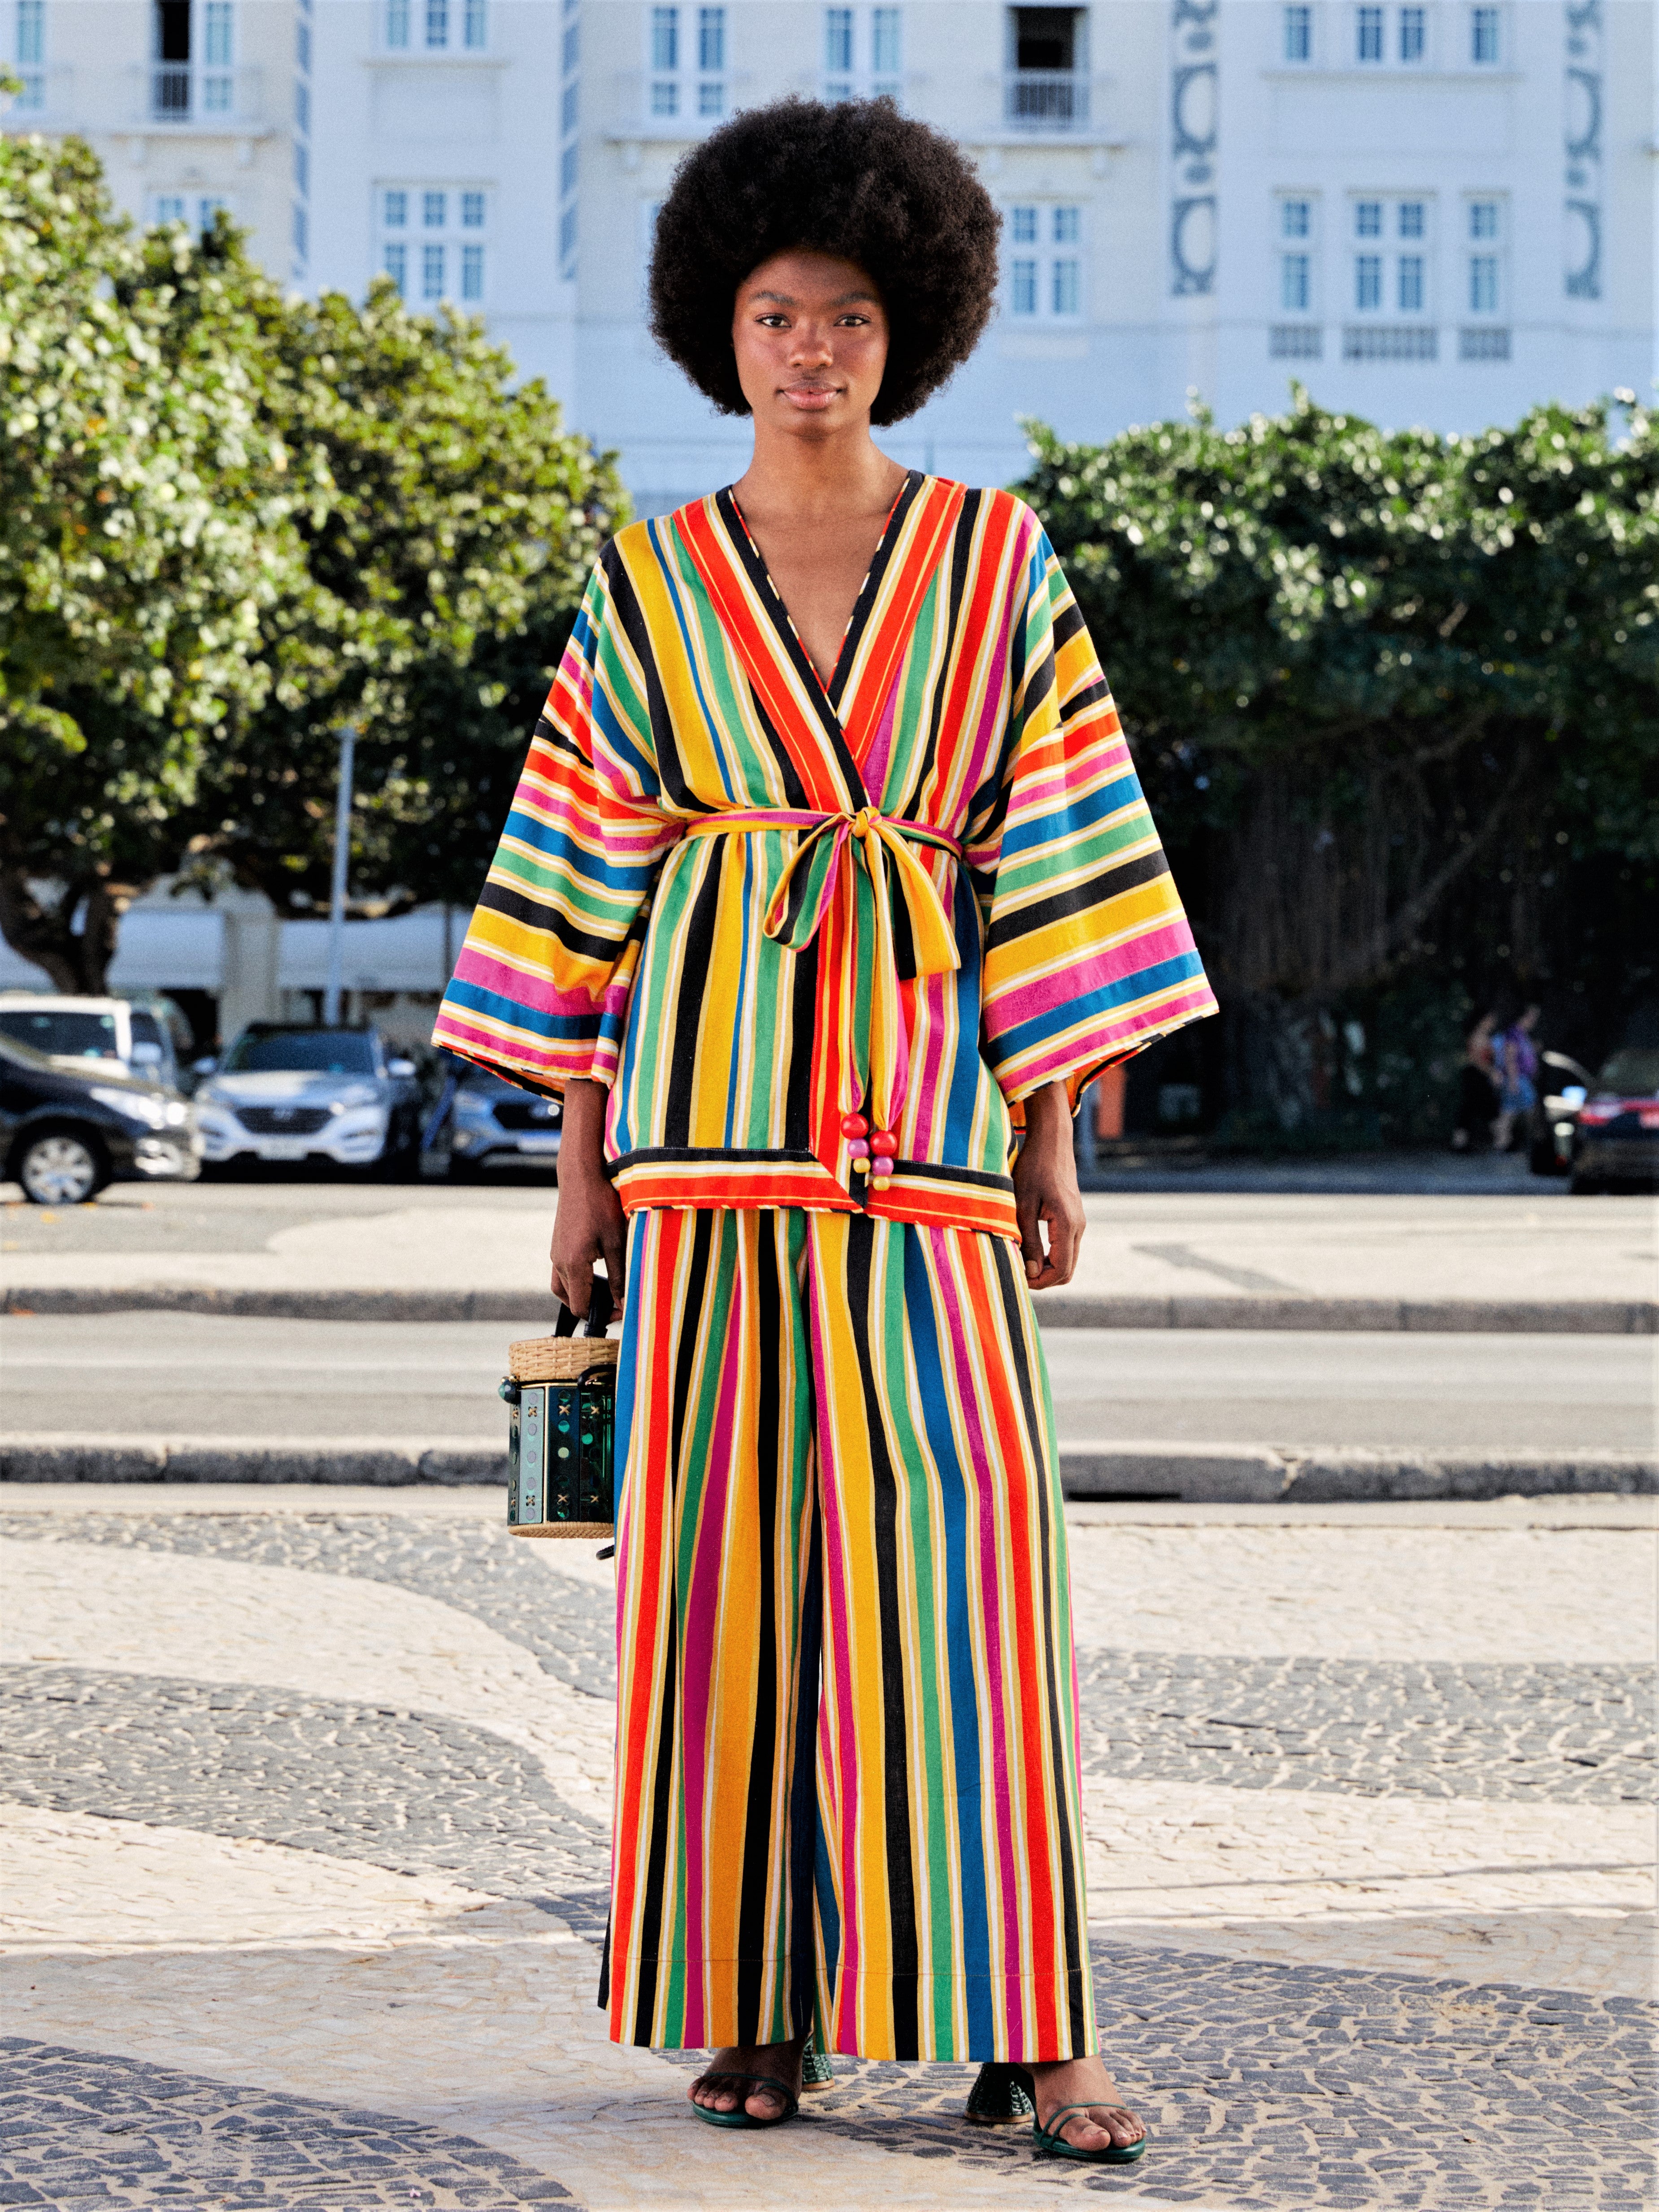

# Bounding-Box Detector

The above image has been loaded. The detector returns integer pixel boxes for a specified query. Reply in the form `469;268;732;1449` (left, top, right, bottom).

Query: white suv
194;1024;421;1172
0;994;180;1089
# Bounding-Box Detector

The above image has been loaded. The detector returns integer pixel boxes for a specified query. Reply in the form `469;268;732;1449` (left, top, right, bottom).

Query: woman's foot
688;2034;806;2124
1025;2055;1147;2156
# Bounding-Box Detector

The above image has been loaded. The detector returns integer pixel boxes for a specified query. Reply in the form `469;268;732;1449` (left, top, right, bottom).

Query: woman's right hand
549;1078;626;1315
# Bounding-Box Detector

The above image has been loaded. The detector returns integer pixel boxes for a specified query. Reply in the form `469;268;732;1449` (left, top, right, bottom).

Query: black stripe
1058;675;1111;720
613;1145;824;1170
983;848;1171;955
1050;598;1088;653
734;1211;781;2039
660;849;725;1149
747;690;813;811
843;1215;921;2060
783;936;820;1150
989;1235;1089;2050
782;1215;824;2039
904;490;980;825
826;469;924;712
604;545;700;814
474;879;619;966
880;1158;1015;1196
631;1218;712;2041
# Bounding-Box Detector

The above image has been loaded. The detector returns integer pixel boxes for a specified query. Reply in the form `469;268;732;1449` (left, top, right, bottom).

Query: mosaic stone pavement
1;1498;1653;2211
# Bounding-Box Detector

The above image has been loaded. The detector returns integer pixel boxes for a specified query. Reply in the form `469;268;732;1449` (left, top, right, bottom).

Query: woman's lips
783;386;838;410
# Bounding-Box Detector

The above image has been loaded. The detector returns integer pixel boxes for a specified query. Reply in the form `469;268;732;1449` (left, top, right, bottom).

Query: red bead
847;1137;869;1159
871;1130;898;1157
840;1112;868;1137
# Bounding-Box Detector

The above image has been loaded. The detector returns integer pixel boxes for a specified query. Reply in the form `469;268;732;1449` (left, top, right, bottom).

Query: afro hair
648;97;1000;427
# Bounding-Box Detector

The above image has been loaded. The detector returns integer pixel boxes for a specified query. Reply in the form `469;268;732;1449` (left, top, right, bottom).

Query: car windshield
0;1032;55;1073
460;1071;530;1097
0;1008;120;1059
1594;1048;1659;1098
222;1030;378;1076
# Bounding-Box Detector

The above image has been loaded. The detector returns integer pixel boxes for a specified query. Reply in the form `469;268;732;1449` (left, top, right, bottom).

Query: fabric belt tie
683;806;962;1138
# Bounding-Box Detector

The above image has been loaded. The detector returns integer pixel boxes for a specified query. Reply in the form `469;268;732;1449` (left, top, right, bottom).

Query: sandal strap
692;2070;799;2115
1040;2101;1143;2141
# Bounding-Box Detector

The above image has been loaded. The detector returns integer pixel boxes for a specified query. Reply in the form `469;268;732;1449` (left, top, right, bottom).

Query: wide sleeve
969;517;1218;1118
432;551;682;1097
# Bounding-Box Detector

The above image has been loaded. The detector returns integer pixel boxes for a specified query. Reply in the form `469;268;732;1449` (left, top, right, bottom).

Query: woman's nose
788;322;834;363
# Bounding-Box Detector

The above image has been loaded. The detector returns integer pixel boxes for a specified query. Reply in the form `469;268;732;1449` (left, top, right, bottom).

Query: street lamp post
323;724;357;1026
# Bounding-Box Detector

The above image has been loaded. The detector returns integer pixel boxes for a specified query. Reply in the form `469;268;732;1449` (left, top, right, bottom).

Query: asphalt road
3;1309;1650;1452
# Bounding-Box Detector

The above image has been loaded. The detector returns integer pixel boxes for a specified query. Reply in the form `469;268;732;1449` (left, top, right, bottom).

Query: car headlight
332;1084;382;1111
91;1086;167;1129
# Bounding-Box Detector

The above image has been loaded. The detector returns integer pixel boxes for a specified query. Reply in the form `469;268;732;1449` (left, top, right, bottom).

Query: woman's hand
549;1078;626;1314
1012;1079;1086;1290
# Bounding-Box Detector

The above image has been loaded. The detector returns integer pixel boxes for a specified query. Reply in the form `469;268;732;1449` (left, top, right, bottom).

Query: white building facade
7;0;1656;512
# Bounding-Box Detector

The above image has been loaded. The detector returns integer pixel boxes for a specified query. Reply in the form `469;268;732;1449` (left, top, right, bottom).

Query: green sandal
688;2070;800;2131
800;2028;835;2091
1013;2067;1149;2164
964;2062;1035;2126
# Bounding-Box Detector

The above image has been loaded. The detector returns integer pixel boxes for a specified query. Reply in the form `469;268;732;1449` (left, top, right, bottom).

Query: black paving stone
0;2041;578;2209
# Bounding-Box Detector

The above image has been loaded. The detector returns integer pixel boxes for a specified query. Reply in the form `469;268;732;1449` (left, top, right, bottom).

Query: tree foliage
0;135;308;985
1016;393;1658;1126
0;140;624;989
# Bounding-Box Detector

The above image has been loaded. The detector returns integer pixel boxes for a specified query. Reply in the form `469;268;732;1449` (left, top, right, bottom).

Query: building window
1278;194;1317;313
151;191;227;232
150;0;237;120
824;5;899;101
296;16;309;70
293;201;307;258
1283;4;1311;62
425;0;446;46
649;4;725;121
387;0;482;52
560;143;577;193
1356;5;1383;63
294;75;308;131
560;204;577;262
379;185;488;306
1466;198;1503;313
386;0;408;46
295;139;308;195
1282;252;1311;312
465;0;484;48
1008;5;1085;128
1351;194;1433;317
1399;4;1424;61
1006;202;1083;320
13;0;44;107
1471;5;1498;63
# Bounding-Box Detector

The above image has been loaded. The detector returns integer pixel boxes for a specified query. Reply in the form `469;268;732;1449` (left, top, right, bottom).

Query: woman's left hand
1012;1079;1087;1289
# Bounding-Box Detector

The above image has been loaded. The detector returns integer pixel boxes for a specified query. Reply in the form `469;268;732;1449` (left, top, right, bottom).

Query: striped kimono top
433;471;1216;1244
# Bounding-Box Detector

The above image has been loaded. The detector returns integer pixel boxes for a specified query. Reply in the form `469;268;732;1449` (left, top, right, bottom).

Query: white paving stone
1066;1522;1657;1663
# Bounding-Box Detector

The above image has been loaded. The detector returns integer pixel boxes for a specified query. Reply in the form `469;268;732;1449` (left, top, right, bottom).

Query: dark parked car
444;1064;562;1177
1563;1046;1659;1193
0;1032;200;1203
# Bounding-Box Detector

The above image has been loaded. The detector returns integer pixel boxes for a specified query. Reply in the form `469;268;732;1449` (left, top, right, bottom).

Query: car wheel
1568;1170;1602;1196
16;1128;109;1205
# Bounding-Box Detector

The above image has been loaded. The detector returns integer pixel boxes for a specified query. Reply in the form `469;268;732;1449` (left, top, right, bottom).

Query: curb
4;1284;1653;1334
3;1436;1652;1501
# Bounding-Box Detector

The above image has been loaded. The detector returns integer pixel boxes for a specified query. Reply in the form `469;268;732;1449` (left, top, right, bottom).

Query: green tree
1016;392;1657;1130
0;135;308;988
129;223;625;922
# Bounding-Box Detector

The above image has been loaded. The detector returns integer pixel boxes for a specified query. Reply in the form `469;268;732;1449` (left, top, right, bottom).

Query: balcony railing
1004;69;1088;129
142;62;260;123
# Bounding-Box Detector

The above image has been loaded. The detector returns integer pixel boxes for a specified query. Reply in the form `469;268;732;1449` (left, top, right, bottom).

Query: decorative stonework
1564;0;1603;300
1170;0;1219;296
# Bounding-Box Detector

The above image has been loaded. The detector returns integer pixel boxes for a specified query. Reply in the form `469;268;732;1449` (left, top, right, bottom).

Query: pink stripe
676;1248;745;2048
452;945;603;1019
430;1013;566;1075
928;1231;1024;2042
807;1261;864;2048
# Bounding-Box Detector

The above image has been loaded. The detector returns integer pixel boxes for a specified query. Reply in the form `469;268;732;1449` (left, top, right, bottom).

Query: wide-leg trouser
602;1206;1095;2064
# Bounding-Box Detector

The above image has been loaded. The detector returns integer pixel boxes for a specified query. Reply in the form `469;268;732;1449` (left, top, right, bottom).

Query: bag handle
552;1274;614;1340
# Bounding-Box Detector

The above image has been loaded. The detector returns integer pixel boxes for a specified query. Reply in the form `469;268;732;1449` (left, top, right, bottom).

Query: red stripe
843;480;966;769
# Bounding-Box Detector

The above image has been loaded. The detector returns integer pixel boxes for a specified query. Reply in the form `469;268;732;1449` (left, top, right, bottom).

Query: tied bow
686;805;961;1133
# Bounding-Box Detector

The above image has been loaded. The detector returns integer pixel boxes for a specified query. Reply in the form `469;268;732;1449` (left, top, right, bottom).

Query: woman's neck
734;421;908;525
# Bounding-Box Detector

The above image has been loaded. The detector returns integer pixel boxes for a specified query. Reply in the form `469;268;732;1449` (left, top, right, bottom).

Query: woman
434;98;1216;2164
1493;1003;1541;1154
1453;1011;1500;1151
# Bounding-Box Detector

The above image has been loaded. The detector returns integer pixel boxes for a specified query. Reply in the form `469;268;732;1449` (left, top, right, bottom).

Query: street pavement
3;1308;1654;1453
2;1174;1655;1323
1;1483;1652;2209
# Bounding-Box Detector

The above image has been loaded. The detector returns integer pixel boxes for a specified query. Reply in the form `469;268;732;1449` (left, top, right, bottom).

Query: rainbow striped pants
602;1206;1096;2064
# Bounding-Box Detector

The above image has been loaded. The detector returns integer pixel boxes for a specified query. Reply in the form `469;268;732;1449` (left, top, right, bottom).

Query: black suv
0;1033;200;1203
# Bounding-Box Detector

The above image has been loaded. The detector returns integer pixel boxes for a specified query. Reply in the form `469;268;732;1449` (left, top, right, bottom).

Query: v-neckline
720;470;923;720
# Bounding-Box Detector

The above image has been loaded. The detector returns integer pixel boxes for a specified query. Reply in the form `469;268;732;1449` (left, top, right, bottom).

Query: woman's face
731;249;889;437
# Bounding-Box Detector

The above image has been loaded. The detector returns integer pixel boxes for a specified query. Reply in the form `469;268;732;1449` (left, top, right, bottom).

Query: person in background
1452;1011;1499;1152
1493;1004;1542;1154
